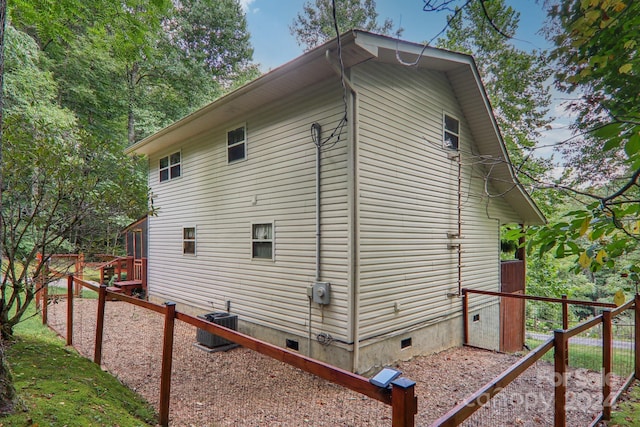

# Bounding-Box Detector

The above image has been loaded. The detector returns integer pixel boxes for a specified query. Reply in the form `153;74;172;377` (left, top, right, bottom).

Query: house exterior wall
351;61;522;371
146;79;352;350
143;56;530;372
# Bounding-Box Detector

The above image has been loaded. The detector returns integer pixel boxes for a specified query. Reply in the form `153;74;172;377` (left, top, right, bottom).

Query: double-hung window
443;114;460;150
227;125;246;163
160;151;181;182
252;223;273;260
183;227;196;255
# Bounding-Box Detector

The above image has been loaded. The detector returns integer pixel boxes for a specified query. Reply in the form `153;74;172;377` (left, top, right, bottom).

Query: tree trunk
0;340;17;415
127;62;139;145
0;0;17;415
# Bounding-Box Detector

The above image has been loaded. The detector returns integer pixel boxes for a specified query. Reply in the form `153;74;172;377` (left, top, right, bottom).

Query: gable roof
127;30;545;225
121;215;147;235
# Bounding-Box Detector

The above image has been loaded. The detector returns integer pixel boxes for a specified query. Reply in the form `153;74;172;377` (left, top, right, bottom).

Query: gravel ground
45;297;624;426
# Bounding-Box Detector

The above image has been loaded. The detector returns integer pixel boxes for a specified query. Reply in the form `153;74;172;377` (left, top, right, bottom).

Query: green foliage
527;199;637;273
0;25;148;338
290;0;395;50
436;0;557;216
10;0;256;145
166;0;254;79
550;0;639;128
1;0;258;336
610;383;640;426
526;0;640;271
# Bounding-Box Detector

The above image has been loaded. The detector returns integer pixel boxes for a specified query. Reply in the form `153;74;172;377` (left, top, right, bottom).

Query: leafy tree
11;0;257;145
0;25;148;339
290;0;395;50
0;0;16;416
436;0;555;209
10;0;169;144
428;0;638;272
133;0;259;141
525;0;640;272
0;0;260;340
166;0;255;81
545;0;638;187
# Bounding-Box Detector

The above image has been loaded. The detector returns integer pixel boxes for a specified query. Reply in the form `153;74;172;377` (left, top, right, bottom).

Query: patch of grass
526;338;634;375
610;383;640;426
3;306;156;427
81;267;102;283
46;286;98;299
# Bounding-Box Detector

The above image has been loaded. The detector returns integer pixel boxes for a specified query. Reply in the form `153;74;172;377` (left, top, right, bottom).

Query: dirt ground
45;297;624;426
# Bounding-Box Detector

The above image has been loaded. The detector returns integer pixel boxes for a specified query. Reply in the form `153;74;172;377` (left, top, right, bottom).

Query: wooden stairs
100;256;147;297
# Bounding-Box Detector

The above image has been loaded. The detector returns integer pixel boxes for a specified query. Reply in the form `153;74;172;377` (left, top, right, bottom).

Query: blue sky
239;1;569;162
241;0;550;71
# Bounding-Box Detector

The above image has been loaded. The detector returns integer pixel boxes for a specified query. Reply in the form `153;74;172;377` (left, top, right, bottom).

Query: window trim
227;123;247;164
183;226;197;256
251;221;274;261
159;151;182;183
443;113;460;150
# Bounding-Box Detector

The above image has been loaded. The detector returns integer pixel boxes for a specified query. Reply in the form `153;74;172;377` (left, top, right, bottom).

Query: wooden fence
440;289;640;426
44;276;417;427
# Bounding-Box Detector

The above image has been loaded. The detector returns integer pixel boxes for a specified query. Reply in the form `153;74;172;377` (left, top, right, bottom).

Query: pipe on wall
312;122;323;283
307;121;323;358
324;49;360;372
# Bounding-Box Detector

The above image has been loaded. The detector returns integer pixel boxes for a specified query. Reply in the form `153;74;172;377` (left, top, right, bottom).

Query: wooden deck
98;256;147;297
113;280;143;296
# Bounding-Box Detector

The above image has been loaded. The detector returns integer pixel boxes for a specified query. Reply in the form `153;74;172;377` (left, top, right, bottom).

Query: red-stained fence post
561;294;569;330
602;309;613;420
66;275;73;346
42;279;48;325
391;378;417;427
159;302;176;427
94;285;107;365
635;294;640;380
554;329;568;427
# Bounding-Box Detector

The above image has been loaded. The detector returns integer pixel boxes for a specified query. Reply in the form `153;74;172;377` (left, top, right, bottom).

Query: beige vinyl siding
353;61;520;340
146;80;350;340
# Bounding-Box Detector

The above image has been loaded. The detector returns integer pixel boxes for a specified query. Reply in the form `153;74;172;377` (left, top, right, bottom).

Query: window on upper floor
443;113;460;150
160;151;181;182
227;125;246;163
252;222;273;260
183;227;196;255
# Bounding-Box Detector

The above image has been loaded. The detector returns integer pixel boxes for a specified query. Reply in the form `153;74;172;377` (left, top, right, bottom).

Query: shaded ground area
45;298;620;426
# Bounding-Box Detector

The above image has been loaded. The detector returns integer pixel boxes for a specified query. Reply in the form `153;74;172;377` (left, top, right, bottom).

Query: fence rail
456;288;640;426
39;275;640;426
44;276;416;426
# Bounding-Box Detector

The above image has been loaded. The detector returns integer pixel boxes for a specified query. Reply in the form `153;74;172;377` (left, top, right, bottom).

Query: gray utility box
312;282;331;305
196;312;238;348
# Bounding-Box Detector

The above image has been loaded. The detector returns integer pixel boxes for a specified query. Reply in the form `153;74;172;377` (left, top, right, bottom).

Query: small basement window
160;151;181;182
183;227;196;255
443;113;460;150
227;125;246;163
252;223;273;260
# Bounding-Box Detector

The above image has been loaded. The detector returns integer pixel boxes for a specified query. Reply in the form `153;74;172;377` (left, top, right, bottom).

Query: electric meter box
312;282;331;305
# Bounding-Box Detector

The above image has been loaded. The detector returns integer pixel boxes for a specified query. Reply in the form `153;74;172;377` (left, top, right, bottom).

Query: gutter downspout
325;49;360;372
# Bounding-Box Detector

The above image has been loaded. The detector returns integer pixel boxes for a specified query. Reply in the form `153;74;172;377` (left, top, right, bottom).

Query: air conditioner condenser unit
196;312;239;351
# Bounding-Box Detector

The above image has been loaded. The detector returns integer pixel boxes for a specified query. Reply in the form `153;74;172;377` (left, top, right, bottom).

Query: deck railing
45;275;417;427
